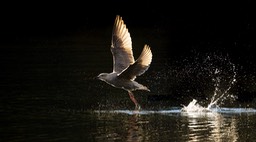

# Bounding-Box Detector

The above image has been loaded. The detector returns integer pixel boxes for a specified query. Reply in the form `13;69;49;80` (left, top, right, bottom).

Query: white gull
97;15;153;110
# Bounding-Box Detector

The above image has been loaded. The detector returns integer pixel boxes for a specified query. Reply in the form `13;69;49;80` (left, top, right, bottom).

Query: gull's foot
135;104;141;111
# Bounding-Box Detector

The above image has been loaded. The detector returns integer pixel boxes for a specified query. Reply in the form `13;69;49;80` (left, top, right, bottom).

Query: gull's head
97;73;108;81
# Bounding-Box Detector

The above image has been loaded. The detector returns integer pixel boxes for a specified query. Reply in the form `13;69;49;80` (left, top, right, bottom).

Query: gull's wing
111;15;135;73
118;44;152;80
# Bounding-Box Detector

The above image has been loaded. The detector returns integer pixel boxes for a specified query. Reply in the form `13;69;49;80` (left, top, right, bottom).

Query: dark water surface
1;27;256;141
2;106;256;141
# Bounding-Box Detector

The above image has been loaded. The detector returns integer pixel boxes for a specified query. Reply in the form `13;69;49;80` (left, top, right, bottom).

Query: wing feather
111;15;134;73
118;44;153;80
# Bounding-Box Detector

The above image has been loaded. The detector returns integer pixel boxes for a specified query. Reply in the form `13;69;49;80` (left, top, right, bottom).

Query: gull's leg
128;91;141;110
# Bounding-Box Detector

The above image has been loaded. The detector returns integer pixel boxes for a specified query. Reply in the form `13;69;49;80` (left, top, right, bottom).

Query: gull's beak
96;75;101;80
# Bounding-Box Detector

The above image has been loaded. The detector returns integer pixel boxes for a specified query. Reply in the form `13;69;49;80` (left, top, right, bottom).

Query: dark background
0;1;255;107
1;1;254;43
1;1;255;60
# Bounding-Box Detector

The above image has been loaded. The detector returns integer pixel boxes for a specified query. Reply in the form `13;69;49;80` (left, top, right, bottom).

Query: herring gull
97;15;153;110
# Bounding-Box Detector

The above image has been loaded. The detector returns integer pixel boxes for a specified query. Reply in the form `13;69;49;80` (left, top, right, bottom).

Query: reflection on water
92;109;256;141
94;113;148;142
181;112;238;141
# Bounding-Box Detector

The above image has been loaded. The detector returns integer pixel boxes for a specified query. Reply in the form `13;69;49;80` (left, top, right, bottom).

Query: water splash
207;62;237;109
182;53;237;112
182;99;210;112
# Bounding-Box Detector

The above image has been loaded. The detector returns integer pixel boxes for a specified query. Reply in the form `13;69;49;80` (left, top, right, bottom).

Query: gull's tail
136;84;150;92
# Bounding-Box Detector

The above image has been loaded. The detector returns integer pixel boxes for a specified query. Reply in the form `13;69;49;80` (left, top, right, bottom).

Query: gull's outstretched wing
111;15;135;73
118;44;152;80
